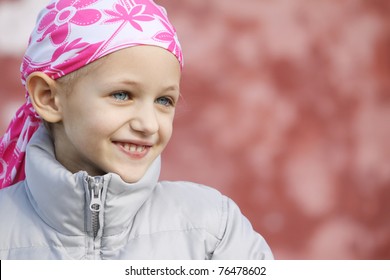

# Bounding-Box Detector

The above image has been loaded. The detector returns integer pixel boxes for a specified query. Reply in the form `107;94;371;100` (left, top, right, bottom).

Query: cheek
63;110;109;144
160;115;174;142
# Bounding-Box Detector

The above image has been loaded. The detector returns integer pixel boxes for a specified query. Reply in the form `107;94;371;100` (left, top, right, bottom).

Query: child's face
54;46;181;183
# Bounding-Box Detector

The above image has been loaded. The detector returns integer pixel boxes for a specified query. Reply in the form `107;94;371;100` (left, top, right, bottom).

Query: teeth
136;146;144;152
129;145;136;152
121;143;145;153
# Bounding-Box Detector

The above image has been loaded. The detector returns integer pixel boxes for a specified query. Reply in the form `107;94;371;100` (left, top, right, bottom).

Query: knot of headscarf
0;0;183;189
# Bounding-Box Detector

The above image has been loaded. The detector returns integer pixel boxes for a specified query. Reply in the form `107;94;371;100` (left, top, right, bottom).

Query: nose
129;102;159;136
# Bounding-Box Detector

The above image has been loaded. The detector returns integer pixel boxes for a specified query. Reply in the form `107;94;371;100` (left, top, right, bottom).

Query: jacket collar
25;125;160;236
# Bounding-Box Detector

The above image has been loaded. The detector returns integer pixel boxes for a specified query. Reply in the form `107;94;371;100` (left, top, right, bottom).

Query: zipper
88;176;104;239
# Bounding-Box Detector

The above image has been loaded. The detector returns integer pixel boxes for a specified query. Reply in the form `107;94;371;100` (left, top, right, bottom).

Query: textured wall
1;0;389;259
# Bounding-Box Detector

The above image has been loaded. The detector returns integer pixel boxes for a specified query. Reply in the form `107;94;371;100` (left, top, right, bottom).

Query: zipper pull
89;177;103;212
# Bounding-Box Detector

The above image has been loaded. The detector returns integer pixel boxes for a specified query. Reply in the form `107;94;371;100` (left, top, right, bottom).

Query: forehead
56;56;106;88
58;46;181;91
85;46;180;80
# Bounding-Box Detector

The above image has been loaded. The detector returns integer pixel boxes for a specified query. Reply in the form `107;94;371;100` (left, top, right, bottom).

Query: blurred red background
1;0;389;259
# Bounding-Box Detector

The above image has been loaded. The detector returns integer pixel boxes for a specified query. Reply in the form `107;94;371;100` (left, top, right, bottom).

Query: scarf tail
0;102;40;189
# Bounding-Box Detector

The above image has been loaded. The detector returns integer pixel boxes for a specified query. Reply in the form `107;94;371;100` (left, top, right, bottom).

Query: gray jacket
0;126;273;259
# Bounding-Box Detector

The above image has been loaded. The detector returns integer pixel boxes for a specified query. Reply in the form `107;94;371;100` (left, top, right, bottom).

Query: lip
113;140;153;159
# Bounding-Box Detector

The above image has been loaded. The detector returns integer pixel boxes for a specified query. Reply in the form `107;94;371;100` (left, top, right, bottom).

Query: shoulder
0;181;36;243
0;181;29;210
147;181;228;238
156;180;224;204
0;181;34;225
154;180;226;213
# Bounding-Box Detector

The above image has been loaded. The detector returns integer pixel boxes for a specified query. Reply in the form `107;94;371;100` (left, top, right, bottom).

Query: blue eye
156;96;174;107
112;92;129;101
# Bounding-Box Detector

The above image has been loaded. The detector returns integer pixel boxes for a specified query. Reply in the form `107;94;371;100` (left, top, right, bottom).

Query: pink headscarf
0;0;183;189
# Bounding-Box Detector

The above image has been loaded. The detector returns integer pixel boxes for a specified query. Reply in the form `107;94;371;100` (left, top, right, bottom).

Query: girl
0;0;273;260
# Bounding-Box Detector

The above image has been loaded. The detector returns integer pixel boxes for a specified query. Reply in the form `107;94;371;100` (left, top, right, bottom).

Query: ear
27;72;63;123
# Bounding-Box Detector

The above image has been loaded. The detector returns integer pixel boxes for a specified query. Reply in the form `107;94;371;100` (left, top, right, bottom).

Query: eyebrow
162;85;180;92
114;79;180;92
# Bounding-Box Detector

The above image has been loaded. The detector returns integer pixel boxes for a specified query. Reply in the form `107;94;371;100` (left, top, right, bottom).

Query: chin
118;171;146;184
110;162;154;183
